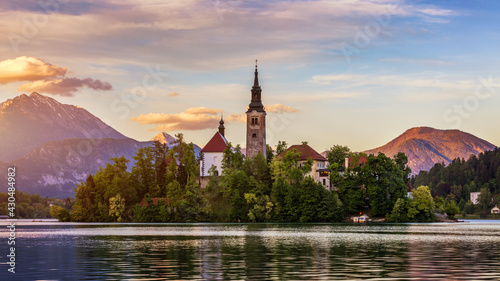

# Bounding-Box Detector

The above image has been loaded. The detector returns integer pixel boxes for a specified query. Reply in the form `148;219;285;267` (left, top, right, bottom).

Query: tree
151;141;168;187
275;140;288;156
477;187;493;217
326;145;351;168
407;186;436;222
131;146;155;200
360;153;408;217
387;198;407;222
445;200;459;220
245;193;274;222
109;193;126;222
50;205;71;222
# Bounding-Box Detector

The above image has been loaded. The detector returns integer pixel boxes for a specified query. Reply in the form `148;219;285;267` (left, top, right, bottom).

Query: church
199;61;267;177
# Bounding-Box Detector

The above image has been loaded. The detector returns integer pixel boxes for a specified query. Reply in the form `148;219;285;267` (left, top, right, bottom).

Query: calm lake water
1;220;500;280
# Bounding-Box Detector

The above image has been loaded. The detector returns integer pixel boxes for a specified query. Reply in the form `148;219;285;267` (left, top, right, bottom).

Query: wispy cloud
310;73;476;91
18;77;112;96
0;0;460;71
168;91;179;97
265;104;299;113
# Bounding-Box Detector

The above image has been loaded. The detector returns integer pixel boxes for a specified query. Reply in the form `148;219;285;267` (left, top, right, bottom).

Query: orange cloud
0;56;66;84
0;56;112;96
265;104;299;113
168;92;179;97
131;107;223;131
226;113;246;123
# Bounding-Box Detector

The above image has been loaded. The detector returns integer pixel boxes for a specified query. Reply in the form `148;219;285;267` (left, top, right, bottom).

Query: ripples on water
1;220;500;280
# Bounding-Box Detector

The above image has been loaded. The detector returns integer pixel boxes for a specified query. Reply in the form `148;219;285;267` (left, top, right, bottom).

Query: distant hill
11;138;152;198
364;127;497;174
0;92;128;162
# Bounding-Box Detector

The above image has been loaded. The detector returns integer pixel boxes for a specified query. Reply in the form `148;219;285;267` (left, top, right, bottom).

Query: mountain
11;138;152;198
150;132;177;145
364;127;497;174
150;132;202;158
0;92;128;162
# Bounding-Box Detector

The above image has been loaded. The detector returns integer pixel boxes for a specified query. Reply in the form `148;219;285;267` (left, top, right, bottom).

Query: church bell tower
246;60;266;159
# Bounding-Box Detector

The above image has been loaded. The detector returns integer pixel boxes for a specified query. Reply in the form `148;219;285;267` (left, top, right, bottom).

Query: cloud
131;107;224;131
0;56;66;84
0;1;460;72
309;73;475;91
18;77;112;96
265;104;299;113
168;91;179;97
185;107;223;115
0;56;112;96
226;113;246;123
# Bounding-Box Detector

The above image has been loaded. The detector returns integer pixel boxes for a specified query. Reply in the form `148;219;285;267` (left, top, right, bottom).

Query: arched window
252;133;257;138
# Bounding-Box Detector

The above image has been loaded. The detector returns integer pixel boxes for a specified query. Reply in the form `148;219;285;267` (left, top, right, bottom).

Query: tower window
252;133;257;138
251;117;258;125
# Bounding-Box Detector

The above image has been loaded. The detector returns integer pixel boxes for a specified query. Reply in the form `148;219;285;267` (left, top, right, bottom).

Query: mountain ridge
364;126;497;174
0;92;128;161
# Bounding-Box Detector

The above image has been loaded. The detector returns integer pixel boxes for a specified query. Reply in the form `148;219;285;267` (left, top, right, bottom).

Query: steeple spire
218;114;225;137
247;59;264;113
253;59;259;88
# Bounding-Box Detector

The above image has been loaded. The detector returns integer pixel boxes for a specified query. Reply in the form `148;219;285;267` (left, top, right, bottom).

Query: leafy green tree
477;187;493;217
326;145;351;168
387;198;407;222
245;193;274;222
109;193;126;222
275;141;288;155
445;200;460;220
361;153;408;217
50;205;71;222
131;146;155;200
407;186;436;222
151;141;168;187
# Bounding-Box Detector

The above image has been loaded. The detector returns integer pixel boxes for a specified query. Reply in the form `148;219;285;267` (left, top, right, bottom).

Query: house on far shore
491;205;500;214
470;191;480;205
199;117;228;177
278;144;330;190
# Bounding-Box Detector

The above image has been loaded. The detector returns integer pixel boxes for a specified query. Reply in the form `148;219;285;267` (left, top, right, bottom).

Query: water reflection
1;221;500;280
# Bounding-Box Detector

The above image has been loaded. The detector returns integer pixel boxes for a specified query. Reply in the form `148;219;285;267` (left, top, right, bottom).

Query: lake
1;220;500;280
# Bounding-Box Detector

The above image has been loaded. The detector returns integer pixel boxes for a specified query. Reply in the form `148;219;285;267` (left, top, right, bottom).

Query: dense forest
411;147;500;218
11;137;499;223
0;191;68;219
47;134;434;223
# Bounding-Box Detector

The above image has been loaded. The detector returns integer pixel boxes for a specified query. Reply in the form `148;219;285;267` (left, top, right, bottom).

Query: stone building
246;61;266;159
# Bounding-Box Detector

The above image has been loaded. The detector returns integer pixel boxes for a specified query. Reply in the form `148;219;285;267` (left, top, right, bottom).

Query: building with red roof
199;117;229;176
278;144;331;190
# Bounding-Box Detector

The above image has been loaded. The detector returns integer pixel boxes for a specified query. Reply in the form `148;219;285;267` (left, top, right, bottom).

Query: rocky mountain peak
364;127;496;174
150;132;176;145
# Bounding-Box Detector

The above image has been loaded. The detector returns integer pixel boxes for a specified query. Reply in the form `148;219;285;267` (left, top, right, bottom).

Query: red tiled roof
348;155;368;168
139;198;170;207
278;144;327;161
201;132;228;152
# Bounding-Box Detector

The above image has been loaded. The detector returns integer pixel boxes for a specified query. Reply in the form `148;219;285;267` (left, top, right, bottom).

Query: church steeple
218;115;225;137
247;59;265;113
253;60;259;88
246;60;266;159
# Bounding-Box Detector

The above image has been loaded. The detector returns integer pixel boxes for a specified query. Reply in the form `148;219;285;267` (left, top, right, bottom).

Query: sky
1;0;500;153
